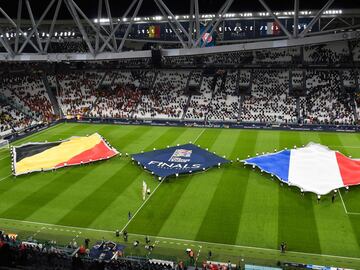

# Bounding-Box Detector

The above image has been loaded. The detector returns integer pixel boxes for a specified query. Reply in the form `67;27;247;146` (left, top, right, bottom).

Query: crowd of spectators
206;72;239;121
48;40;88;53
254;47;301;64
304;42;350;64
0;39;359;136
91;84;141;119
132;71;189;119
0;231;174;270
301;70;355;125
54;72;103;116
185;76;213;120
0;102;35;136
352;41;360;62
0;73;54;122
242;70;298;123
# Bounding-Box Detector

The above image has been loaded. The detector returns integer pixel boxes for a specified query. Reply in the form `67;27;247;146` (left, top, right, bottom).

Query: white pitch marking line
1;217;360;262
193;128;206;144
0;217;112;234
0;155;10;161
338;190;349;214
128;232;360;262
0;125;62;160
338;190;360;215
0;174;11;182
339;191;360;215
328;145;360;149
11;124;62;146
120;179;165;233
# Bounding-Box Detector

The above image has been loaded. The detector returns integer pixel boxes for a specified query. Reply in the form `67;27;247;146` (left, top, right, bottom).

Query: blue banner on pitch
132;144;229;178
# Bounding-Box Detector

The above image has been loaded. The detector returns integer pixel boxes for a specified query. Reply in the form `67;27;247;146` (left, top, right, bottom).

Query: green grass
0;123;359;268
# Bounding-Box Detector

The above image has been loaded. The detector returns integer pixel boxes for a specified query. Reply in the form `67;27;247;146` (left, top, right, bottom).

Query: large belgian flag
12;133;118;176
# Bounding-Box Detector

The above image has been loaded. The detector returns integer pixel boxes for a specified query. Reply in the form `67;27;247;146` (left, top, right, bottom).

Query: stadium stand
48;40;88;53
242;70;298;123
0;73;54;122
0;101;35;137
207;71;239;121
185;75;213;120
0;41;359;136
91;83;141;119
254;47;301;64
132;70;189;119
304;41;350;64
302;70;355;124
54;72;103;116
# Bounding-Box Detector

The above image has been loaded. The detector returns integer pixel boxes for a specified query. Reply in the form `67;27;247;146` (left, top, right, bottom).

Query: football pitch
0;123;359;268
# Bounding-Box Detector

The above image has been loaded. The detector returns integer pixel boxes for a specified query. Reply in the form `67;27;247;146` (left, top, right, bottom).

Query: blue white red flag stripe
243;143;360;195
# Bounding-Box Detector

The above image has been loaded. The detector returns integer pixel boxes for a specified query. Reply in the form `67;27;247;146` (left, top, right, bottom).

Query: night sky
0;0;357;20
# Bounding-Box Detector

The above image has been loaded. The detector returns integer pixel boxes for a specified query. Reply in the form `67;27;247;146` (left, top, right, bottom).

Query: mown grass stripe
234;131;279;248
0;125;147;224
58;125;192;229
56;161;143;227
144;127;188;151
87;127;195;230
11;123;91;146
317;132;360;256
195;130;258;245
0;169;81;220
126;129;223;236
277;131;322;254
52;126;159;227
154;129;240;241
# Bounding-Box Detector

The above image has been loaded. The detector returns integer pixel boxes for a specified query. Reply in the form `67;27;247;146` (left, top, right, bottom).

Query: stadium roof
1;0;358;19
0;0;359;61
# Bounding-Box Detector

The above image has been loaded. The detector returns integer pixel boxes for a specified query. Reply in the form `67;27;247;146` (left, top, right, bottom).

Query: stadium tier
0;42;359;136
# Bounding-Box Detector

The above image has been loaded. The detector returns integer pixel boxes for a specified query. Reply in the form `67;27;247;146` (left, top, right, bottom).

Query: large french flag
243;143;360;195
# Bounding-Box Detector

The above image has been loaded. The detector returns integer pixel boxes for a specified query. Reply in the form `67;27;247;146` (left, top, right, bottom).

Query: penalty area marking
0;174;11;182
338;190;360;215
338;190;348;214
0;217;360;262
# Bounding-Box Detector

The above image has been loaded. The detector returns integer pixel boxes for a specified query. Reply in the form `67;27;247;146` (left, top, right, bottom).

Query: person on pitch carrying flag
142;180;147;201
